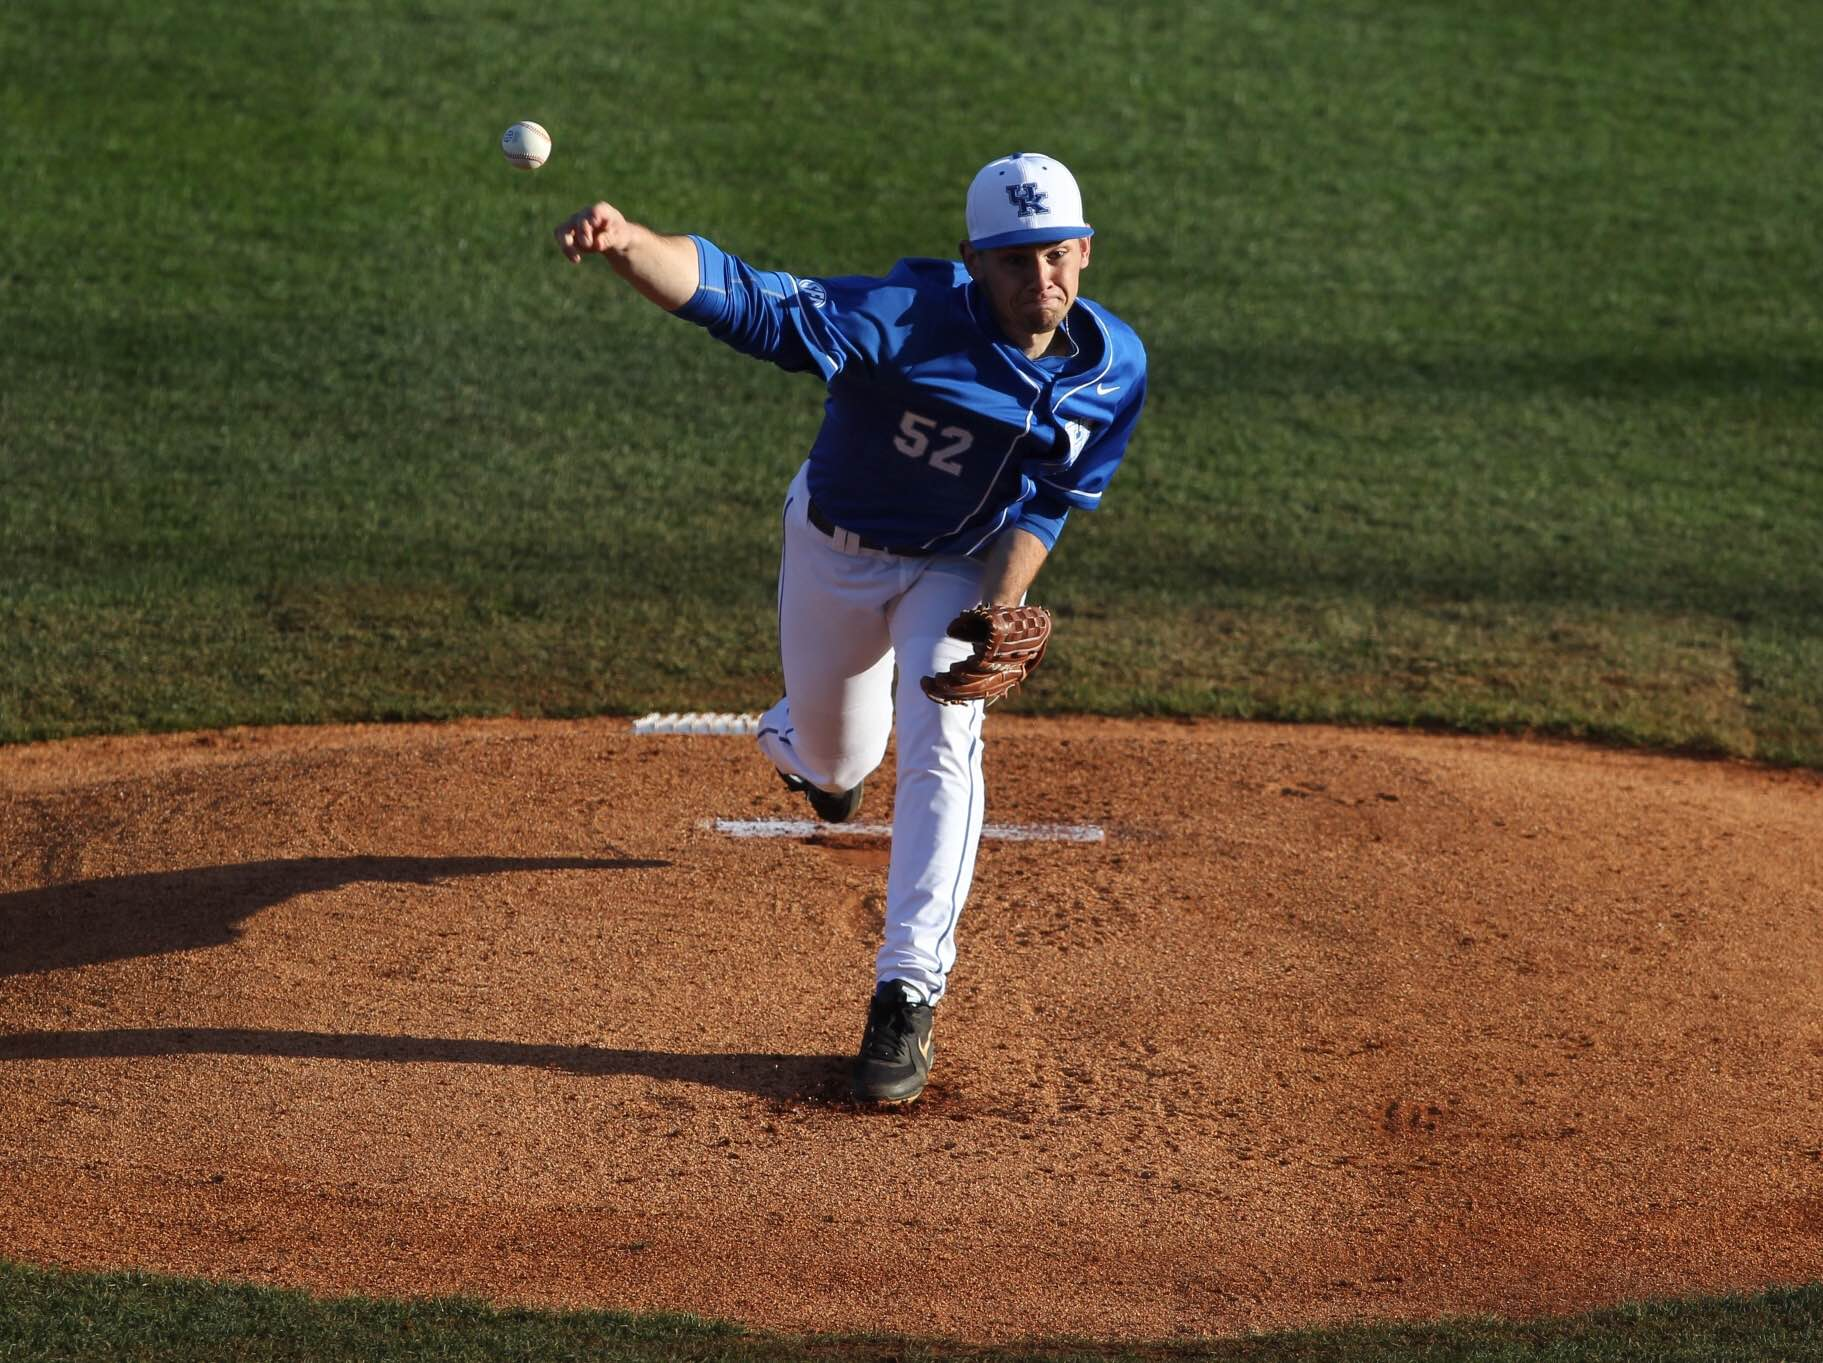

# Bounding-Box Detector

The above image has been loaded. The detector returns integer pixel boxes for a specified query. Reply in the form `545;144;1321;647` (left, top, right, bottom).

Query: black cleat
853;981;934;1104
781;772;865;824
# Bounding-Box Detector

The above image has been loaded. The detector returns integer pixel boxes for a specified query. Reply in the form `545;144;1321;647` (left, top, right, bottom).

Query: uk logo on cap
965;152;1094;251
1005;182;1049;218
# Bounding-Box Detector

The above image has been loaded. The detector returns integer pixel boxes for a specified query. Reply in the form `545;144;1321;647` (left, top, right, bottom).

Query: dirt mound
2;717;1818;1342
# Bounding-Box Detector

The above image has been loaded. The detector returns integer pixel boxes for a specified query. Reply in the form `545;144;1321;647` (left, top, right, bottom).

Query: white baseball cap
964;151;1094;251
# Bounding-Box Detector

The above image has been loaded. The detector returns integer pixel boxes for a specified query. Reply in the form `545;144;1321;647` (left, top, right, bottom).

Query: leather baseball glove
920;605;1052;706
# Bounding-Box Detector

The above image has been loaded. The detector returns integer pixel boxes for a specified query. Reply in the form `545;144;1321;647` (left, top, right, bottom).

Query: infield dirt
2;716;1819;1342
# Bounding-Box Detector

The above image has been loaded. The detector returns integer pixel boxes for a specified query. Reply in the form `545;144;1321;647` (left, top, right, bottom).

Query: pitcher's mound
1;716;1818;1342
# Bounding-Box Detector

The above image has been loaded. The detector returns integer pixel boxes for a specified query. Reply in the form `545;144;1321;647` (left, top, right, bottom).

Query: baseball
500;120;551;171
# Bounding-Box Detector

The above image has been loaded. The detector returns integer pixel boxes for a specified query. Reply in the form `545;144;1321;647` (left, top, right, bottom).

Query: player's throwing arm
555;202;701;312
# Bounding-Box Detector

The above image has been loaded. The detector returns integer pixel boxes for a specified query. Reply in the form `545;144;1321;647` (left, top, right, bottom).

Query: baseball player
556;152;1147;1104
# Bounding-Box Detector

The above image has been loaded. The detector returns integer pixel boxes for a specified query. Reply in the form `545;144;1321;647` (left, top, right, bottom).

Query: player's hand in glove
920;605;1053;706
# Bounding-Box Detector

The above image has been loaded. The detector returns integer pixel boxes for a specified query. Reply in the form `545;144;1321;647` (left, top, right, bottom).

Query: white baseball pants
756;463;989;1006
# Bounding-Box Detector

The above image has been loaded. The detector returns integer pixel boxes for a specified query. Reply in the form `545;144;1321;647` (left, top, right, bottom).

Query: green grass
1;0;1818;759
3;1261;1820;1363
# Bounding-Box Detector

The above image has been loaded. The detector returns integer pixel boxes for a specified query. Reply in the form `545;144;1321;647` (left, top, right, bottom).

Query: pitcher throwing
556;152;1148;1103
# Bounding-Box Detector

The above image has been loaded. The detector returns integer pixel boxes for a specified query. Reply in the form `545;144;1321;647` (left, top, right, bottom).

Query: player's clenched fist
555;202;633;263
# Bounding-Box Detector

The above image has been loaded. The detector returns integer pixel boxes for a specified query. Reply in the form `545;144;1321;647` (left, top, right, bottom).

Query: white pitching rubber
632;712;763;736
710;819;1105;843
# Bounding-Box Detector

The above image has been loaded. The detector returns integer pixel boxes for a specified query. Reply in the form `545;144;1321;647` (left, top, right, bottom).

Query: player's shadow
0;1028;851;1102
0;855;667;977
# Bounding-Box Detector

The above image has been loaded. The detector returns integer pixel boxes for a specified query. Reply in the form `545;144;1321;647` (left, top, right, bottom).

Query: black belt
807;498;933;557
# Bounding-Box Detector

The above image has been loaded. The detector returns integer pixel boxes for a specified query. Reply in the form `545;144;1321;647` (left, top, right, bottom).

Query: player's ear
1077;234;1092;269
960;241;981;280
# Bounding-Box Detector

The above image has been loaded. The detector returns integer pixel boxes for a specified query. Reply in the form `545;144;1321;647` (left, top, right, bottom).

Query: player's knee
790;733;885;793
824;749;883;793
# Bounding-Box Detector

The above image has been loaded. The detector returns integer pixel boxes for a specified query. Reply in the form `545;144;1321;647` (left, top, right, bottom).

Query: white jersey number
893;410;973;476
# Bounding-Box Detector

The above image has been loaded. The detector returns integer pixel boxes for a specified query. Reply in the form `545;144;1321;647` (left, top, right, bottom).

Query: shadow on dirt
0;856;669;976
0;1026;846;1101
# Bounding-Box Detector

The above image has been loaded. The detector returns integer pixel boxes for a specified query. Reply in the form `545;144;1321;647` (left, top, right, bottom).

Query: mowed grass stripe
3;1;1818;758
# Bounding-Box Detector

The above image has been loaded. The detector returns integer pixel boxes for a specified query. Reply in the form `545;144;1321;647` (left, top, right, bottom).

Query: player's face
963;237;1092;341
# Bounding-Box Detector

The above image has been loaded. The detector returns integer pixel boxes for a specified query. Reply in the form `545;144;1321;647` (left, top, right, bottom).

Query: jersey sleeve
1010;489;1072;550
1050;372;1147;511
1011;369;1146;550
671;236;896;382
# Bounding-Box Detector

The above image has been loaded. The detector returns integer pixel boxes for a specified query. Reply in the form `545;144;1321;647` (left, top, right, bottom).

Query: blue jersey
675;238;1147;557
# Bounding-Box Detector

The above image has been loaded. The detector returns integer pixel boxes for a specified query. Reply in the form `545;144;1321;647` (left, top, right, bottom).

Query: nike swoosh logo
1096;382;1121;395
917;1034;933;1062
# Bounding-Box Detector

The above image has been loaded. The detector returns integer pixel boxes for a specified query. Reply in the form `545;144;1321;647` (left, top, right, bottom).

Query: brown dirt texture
2;715;1820;1345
